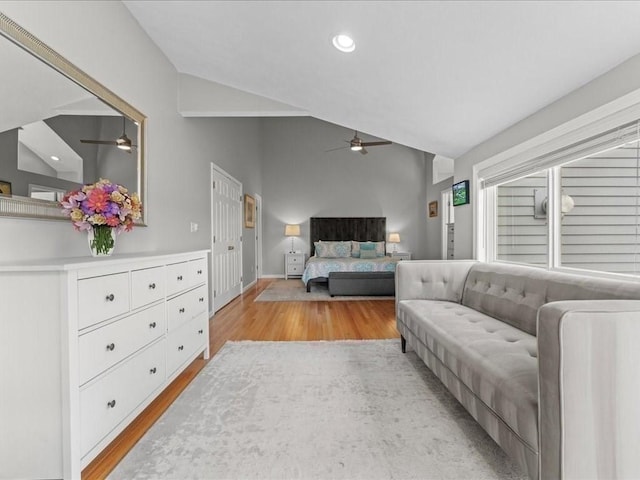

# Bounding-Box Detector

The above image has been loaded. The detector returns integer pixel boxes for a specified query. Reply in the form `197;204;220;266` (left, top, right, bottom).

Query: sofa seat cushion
398;299;539;451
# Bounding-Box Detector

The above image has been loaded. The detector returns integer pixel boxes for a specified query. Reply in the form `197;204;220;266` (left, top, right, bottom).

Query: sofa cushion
397;299;538;451
462;262;640;336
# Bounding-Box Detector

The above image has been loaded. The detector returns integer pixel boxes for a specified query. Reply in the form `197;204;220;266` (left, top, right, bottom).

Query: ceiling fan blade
80;139;118;145
360;147;368;155
325;146;349;152
361;141;392;147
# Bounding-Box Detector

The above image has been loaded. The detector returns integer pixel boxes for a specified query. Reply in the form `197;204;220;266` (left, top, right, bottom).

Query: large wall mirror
0;13;146;224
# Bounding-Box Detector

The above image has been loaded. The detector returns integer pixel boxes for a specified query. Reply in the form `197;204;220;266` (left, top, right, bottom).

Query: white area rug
254;279;394;301
108;340;526;480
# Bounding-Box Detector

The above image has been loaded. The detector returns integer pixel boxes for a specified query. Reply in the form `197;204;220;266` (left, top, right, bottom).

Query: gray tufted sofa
396;260;640;479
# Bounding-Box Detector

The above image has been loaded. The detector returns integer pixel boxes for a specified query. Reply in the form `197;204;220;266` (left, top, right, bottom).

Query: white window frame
473;93;640;280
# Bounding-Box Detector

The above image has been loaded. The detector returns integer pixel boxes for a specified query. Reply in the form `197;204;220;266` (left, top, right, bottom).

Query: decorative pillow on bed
351;241;386;257
314;241;351;258
360;248;377;259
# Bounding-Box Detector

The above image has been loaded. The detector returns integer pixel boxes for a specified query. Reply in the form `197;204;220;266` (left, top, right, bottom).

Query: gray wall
0;1;424;288
260;117;428;275
181;116;263;286
0;2;262;306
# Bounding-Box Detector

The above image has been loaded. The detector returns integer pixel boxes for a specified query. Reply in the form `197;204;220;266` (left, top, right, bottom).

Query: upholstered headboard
309;217;386;256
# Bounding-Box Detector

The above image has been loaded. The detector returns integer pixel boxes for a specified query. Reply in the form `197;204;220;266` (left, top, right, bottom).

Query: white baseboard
261;274;285;279
243;279;257;292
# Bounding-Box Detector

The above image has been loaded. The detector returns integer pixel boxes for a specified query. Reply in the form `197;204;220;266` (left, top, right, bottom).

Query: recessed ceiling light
50;156;59;161
332;34;355;53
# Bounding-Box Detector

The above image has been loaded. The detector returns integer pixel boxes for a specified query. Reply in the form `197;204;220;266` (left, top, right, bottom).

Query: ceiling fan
326;130;392;155
80;117;136;153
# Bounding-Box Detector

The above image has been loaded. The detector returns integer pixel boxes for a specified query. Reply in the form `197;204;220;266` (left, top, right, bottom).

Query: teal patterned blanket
302;256;398;285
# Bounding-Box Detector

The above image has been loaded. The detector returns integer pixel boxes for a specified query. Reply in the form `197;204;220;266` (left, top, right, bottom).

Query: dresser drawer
166;262;190;296
189;258;207;287
80;338;166;456
166;285;207;332
287;264;304;275
287;254;304;265
131;266;166;310
167;313;207;376
78;303;165;385
78;272;130;330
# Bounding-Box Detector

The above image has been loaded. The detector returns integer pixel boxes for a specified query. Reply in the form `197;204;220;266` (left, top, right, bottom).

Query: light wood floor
82;278;399;479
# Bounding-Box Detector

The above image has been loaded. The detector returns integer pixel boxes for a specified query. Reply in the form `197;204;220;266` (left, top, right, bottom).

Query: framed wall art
0;180;12;196
452;180;470;206
244;194;255;228
428;200;438;217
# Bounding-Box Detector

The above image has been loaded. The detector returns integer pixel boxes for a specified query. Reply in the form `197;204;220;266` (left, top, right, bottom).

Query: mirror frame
0;13;147;224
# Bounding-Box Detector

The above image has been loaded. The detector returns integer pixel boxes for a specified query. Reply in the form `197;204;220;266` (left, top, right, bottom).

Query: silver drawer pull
198;329;204;334
177;275;183;281
178;345;184;351
150;367;157;374
106;343;115;351
149;283;156;289
107;399;116;409
105;293;115;302
179;307;185;313
149;321;157;329
228;245;234;250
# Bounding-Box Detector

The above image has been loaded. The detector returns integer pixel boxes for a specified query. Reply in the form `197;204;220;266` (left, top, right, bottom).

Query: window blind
479;120;640;189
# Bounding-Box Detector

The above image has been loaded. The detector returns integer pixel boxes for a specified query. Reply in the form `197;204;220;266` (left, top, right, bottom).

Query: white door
211;165;243;312
441;189;454;260
254;193;263;280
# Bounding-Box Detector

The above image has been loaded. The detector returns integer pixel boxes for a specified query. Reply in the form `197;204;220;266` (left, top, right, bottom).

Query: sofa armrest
538;299;640;480
395;260;476;303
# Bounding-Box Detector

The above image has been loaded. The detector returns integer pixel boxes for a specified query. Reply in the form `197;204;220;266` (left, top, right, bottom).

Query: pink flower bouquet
61;179;142;255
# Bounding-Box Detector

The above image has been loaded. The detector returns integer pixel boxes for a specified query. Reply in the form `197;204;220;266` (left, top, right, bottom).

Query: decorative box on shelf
285;252;305;279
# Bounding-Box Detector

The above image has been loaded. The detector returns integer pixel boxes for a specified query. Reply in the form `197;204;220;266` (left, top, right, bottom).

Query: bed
302;217;399;293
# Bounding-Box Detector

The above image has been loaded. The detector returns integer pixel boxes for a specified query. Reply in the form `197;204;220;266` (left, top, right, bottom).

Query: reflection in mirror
0;13;146;223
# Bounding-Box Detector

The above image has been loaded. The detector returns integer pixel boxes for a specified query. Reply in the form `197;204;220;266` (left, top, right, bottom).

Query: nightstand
390;252;412;261
285;252;305;279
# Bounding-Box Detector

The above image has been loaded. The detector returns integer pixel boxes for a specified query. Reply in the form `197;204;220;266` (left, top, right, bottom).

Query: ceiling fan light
117;135;132;151
350;145;363;151
332;34;355;53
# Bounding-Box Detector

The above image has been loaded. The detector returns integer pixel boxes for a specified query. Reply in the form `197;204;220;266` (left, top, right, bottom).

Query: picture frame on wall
244;194;256;228
452;180;470;206
0;180;11;196
428;200;438;217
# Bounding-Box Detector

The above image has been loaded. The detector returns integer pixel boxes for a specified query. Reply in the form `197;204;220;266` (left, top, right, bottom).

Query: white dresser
0;250;210;479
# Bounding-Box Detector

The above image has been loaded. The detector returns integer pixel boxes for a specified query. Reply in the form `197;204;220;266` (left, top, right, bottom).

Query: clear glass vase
87;226;116;257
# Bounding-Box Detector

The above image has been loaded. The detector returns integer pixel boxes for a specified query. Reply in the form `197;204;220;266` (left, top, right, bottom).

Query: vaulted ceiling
124;1;640;158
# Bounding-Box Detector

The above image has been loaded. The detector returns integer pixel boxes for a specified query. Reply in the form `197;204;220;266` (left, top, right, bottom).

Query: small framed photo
0;180;12;196
244;194;255;228
428;200;438;218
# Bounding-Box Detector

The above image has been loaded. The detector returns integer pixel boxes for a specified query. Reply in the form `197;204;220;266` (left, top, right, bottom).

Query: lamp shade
388;232;400;243
285;224;301;236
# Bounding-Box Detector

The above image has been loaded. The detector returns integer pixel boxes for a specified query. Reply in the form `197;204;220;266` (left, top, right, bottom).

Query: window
496;171;548;266
477;119;640;279
560;143;640;275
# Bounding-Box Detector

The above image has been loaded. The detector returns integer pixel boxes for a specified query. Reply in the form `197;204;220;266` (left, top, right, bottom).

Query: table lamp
285;224;301;253
388;232;400;255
